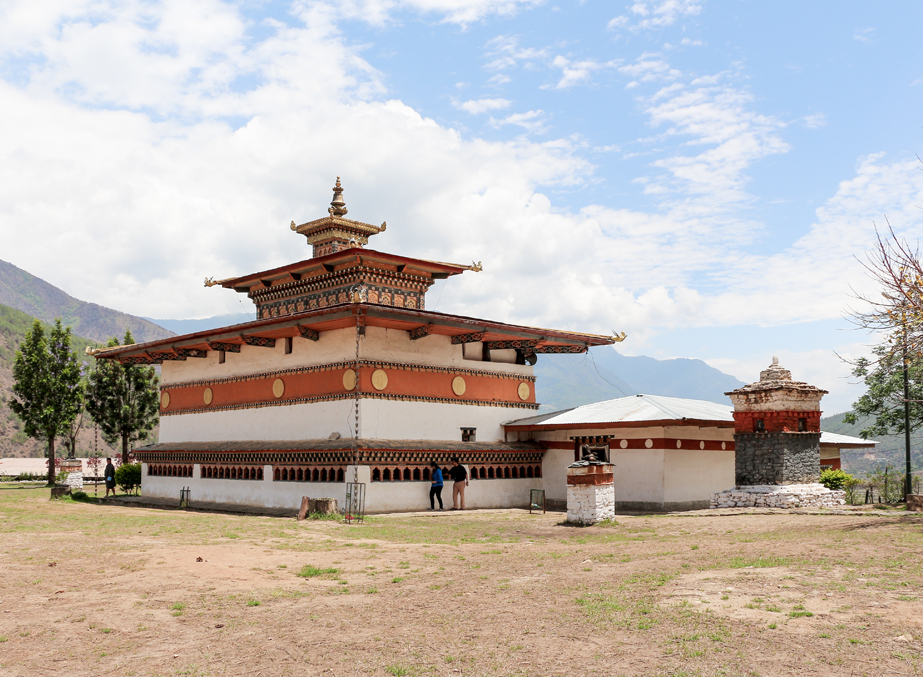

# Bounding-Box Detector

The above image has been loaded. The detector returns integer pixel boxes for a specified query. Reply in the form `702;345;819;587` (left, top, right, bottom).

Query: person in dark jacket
449;457;468;510
104;458;116;497
428;461;444;511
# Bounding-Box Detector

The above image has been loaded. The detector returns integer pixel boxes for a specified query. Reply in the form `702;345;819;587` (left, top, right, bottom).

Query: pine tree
86;330;160;464
8;320;84;485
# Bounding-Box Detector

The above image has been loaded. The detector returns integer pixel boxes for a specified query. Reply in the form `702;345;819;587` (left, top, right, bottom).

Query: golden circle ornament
272;378;285;398
343;369;357;391
517;382;530;401
452;376;466;396
203;387;213;405
371;369;389;391
161;392;170;409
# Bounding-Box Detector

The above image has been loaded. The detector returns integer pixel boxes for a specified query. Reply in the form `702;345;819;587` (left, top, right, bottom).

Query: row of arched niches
146;464;542;482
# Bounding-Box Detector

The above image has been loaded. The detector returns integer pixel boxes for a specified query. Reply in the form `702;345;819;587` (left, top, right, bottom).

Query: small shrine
710;357;846;509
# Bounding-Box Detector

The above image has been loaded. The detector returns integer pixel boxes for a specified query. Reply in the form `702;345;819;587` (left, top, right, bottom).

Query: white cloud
483;35;547;71
453;97;511;114
609;1;702;31
853;27;875;44
488;109;548;133
803;112;827;129
546;55;619;89
327;0;542;26
618;53;682;84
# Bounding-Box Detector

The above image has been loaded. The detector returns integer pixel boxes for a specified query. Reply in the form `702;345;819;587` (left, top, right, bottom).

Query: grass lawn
0;484;921;676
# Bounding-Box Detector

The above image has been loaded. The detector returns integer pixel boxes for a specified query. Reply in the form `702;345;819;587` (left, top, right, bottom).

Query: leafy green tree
8;320;84;485
86;331;160;464
843;344;923;438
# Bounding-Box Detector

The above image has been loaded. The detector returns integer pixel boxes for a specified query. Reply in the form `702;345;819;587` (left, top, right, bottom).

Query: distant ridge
0;259;173;343
535;346;745;412
146;312;255;334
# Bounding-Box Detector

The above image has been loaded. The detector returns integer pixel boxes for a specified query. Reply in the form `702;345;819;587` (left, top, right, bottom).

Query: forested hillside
0;258;173;343
821;411;923;477
0;303;120;459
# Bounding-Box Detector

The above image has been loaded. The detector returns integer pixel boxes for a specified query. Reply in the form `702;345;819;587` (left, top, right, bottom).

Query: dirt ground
0;486;921;676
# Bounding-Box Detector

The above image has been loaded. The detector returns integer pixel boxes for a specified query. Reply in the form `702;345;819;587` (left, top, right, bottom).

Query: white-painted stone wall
160;327;532;387
140;463;539;512
566;483;615;525
159;400;356;443
160;398;527;444
64;471;83;491
710;483;846;509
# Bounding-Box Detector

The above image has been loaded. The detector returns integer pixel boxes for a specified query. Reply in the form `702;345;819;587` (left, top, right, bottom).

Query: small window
284;337;293;354
218;350;226;364
754;419;765;432
798;417;807;432
461;427;476;442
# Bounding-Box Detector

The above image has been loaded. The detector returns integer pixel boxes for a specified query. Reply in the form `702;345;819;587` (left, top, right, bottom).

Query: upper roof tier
290;177;386;257
89;303;616;364
209;178;481;318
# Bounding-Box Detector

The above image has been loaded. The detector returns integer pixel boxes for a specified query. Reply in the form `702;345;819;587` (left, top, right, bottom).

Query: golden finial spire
328;176;348;217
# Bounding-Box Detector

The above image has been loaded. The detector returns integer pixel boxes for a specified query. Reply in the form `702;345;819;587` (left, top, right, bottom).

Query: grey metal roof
505;394;734;427
819;431;877;448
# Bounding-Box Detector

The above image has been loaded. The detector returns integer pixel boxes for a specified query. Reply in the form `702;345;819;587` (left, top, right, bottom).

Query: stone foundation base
710;483;846;509
567;483;615;525
64;471;84;491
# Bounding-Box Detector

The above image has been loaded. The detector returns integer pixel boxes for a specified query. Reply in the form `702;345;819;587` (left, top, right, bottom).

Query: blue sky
2;0;923;412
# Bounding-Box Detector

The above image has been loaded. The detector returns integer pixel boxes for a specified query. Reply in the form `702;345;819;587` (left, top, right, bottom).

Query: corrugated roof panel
506;394;733;426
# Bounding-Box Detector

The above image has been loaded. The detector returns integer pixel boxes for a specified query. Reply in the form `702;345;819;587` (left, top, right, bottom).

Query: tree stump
312;498;337;514
297;497;311;521
908;495;923;512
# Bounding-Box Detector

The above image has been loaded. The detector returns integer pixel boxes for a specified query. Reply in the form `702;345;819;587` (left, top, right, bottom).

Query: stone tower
725;357;828;486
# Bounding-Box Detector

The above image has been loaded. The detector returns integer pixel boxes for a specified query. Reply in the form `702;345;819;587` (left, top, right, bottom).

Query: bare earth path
0;486;921;676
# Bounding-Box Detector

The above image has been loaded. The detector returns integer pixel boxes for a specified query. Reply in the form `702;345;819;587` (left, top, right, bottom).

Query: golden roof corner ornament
611;330;627;343
469;261;483;273
204;277;219;288
328;176;348;217
380;221;387;232
290;220;297;231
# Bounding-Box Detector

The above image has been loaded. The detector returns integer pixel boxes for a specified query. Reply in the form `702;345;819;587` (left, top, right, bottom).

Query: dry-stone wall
711;483;845;509
735;432;820;485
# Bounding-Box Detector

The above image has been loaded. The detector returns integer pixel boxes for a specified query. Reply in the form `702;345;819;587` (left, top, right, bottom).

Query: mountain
0;303;120;459
146;312;255;334
534;346;746;412
0;259;174;344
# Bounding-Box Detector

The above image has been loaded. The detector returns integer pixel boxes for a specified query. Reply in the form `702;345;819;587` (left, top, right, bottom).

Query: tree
843;344;923;438
8;320;84;485
61;362;91;458
86;331;160;464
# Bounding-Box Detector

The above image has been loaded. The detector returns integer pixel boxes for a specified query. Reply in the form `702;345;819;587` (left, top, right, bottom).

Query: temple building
93;179;616;512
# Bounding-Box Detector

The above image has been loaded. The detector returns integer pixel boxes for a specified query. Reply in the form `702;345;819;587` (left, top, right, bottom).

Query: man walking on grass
449;457;468;510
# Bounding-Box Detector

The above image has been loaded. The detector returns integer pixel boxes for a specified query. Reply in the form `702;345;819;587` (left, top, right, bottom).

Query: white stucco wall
161;327;533;387
541;448;573;502
161;328;357;384
359;399;528;442
159;400;355;443
662;448;735;505
140;463;537;512
611;448;665;507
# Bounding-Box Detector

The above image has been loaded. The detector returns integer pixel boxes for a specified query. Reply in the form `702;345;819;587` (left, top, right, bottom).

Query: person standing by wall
429;461;444;511
104;458;116;498
450;457;468;510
